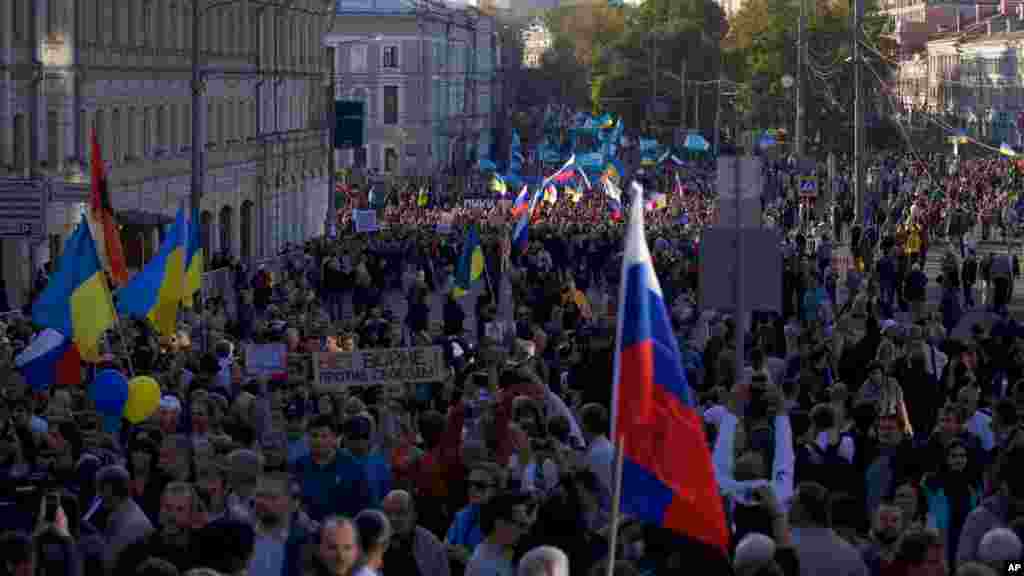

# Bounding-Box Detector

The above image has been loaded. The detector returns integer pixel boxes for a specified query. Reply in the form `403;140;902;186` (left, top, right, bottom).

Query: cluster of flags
23;130;204;390
450;174;730;563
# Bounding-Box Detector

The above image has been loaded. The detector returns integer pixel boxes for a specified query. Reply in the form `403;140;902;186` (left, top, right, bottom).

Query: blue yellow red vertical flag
31;218;117;362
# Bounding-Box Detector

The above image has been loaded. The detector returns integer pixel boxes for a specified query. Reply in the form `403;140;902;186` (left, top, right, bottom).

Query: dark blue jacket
283;510;319;576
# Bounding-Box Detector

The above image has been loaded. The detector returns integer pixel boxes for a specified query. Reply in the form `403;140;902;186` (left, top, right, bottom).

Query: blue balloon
90;369;129;416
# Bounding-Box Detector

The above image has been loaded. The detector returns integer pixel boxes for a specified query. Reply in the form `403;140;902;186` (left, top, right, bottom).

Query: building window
384;147;398;173
383;86;399;125
169;105;178;151
354;146;367;168
168;3;178;50
77;110;86;163
13;0;23;42
142;107;151;156
93;110;105;160
157;106;167;155
47;0;60;36
382;45;399;69
13;114;26;173
350;44;367;73
124;106;135;156
47;111;60;169
207;103;215;146
125;0;134;45
111;109;122;162
249;11;260;52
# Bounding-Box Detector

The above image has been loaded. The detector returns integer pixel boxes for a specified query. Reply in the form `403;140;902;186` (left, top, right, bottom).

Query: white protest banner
313;346;447;391
244;343;287;377
463;198;496;210
353;209;379;233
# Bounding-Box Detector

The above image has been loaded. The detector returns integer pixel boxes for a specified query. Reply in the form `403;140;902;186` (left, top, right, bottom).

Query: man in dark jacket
957;441;1024;564
115;482;200;576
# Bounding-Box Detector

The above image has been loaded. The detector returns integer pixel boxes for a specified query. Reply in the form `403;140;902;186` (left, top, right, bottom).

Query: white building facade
327;0;501;179
0;0;332;309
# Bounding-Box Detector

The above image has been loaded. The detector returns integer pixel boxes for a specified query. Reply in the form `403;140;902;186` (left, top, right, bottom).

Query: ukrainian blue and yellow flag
117;207;186;336
31;218;117;362
453;224;484;298
183;207;203;308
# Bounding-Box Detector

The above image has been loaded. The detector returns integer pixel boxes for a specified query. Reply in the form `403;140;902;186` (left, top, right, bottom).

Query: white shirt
585;435;615;501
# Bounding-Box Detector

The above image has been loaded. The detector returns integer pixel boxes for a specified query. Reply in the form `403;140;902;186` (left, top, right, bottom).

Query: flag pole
606;434;626;576
105;270;135;378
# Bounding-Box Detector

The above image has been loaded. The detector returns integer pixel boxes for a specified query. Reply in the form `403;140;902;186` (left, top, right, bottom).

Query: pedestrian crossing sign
799;176;818;197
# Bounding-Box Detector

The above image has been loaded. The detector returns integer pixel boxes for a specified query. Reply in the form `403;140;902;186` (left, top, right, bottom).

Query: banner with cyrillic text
313;346;447;390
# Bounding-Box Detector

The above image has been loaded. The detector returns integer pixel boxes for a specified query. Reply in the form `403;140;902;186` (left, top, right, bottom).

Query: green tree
591;0;726;131
725;0;893;152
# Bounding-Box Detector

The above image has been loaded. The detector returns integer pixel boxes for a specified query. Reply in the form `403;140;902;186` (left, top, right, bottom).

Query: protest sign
353;209;378;233
463;198;496;210
244;343;287;377
313;346;446;391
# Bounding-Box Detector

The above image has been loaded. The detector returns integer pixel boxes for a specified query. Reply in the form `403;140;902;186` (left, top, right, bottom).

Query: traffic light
335;100;365;149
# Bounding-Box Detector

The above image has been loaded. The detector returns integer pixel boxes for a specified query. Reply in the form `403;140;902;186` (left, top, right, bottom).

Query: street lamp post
191;0;203;222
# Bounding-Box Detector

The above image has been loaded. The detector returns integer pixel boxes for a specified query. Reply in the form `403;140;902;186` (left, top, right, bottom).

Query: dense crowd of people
2;151;1024;576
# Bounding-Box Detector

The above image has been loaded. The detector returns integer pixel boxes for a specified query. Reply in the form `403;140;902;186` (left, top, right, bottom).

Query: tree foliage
724;0;894;151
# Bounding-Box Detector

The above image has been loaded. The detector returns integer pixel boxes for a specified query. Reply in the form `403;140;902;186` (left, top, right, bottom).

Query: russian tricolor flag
511;188;541;252
15;329;82;391
611;185;729;556
510;185;530;219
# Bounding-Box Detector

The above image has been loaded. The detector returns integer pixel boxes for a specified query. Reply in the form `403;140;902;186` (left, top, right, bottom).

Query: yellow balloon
123;376;161;424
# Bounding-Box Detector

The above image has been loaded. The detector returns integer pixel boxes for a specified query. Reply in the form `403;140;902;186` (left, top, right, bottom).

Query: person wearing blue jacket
339;413;392;517
922;439;979;567
292;414;361;522
249;473;320;576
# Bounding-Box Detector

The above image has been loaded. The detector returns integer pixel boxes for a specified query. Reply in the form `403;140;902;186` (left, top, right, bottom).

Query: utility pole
326;79;336;237
191;0;204;221
680;60;687;128
853;0;865;223
650;34;658;127
713;78;722;155
29;0;39;177
795;0;806;158
694;83;700;133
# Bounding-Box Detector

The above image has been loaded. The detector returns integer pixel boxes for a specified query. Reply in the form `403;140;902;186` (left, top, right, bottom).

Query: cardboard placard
314;346;446;391
244;343;288;377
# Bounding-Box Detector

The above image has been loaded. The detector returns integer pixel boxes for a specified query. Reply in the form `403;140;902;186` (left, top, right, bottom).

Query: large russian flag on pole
610;183;729;556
